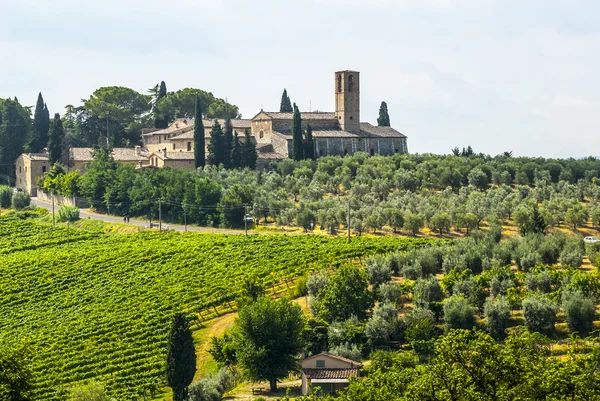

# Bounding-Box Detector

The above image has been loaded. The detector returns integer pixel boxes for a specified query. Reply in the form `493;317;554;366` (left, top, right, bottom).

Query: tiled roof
302;368;360;380
360;123;406;138
260;112;337;121
151;151;196;160
24;153;49;161
142;118;194;136
144;119;251;138
168;119;252;141
69;148;149;162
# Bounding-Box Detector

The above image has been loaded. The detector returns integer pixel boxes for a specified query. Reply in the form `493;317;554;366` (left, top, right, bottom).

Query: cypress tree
223;117;233;168
165;313;196;401
231;132;242;168
242;128;258;169
31;93;50;152
193;95;205;168
279;89;293;113
291;103;304;161
304;124;315;160
207;119;226;166
47;113;64;165
377;101;390;127
377;102;390;127
154;81;168;129
531;204;547;235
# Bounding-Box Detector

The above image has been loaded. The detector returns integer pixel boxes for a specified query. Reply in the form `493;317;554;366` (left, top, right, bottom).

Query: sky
1;0;599;158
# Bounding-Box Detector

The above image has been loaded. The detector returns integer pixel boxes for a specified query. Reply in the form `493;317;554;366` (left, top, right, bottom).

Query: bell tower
335;70;360;131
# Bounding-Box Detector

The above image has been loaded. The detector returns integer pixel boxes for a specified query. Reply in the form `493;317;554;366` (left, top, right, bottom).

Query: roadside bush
563;291;596;336
364;256;392;288
443;295;476;332
484;296;511;340
11;192;30;210
525;271;552;293
58;206;80;224
522;295;557;336
413;277;443;308
0;186;12;208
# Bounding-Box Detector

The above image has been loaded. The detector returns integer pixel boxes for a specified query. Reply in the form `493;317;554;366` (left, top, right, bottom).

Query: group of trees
206;119;257;169
291;104;315;161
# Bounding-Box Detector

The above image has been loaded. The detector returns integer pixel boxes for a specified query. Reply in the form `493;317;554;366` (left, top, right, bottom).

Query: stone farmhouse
300;352;362;395
15;70;408;195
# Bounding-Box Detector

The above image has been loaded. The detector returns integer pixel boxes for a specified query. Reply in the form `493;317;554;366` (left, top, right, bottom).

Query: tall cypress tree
291;103;304;161
165;313;196;401
31;93;50;152
279;89;293;113
304;124;315;160
193;95;205;168
231;132;242;169
377;101;391;127
242;128;258;169
154;81;168;129
223;117;233;168
47;113;64;165
0;99;30;180
207;119;226;166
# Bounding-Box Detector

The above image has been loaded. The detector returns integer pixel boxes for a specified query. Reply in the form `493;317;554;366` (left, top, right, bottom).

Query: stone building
15;152;50;196
148;148;196;169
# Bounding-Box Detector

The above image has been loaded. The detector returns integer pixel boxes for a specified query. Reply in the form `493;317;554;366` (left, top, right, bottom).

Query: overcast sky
1;0;599;157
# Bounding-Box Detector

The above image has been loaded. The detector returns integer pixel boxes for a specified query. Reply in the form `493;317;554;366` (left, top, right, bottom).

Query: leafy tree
377;101;391;127
0;185;12;208
291;103;304;161
296;207;315;232
68;381;112;401
234;297;305;392
0;340;33;401
194;95;205;168
565;204;588;230
484;296;511;340
404;307;436;359
231;133;242;169
279;89;293;113
313;265;372;323
166;313;196;401
0;99;30;180
241;129;257;169
468;167;488;190
78;148;118;213
207;120;226;166
364;256;392;288
30;92;50;152
48;113;65;165
443;295;476;332
429;212;452;236
218;185;246;228
329;342;362;362
378;282;403;305
404;212;425;235
413;276;443;308
563;291;595;336
522;295;557;336
301;318;329;356
304;124;315;160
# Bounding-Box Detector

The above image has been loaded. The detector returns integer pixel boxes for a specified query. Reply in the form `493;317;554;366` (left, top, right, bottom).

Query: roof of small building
360;122;406;138
167;119;252;141
150;151;196;161
255;111;337;121
273;124;405;139
22;152;49;161
302;368;361;380
142;118;194;137
302;352;362;367
69;147;149;162
144;118;251;138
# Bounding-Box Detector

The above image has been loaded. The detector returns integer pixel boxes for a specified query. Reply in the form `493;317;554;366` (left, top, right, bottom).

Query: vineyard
0;214;431;400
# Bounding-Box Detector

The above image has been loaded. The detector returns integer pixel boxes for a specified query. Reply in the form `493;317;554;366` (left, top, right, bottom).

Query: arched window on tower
337;74;342;93
348;75;354;92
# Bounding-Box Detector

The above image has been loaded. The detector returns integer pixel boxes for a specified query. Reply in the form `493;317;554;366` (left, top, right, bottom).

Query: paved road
31;198;250;235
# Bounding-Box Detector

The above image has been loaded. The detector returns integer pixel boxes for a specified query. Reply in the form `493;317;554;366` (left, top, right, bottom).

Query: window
319;150;323;156
42;166;46;173
159;136;162;144
316;360;326;368
173;144;176;150
370;149;375;156
395;148;399;153
187;142;192;151
344;149;348;156
349;116;353;120
348;74;354;92
19;167;21;173
337;74;342;93
259;130;264;139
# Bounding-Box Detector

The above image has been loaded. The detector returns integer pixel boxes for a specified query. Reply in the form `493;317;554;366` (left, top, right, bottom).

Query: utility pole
158;198;162;232
244;203;249;237
182;203;187;232
347;197;351;243
52;191;55;227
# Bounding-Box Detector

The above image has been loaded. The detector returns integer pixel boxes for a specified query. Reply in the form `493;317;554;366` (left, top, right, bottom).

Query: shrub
11;192;30;210
364;256;393;288
416;247;445;276
563;291;596;336
517;252;539;272
328;316;366;348
0;186;12;208
401;261;422;280
58;206;80;224
522;296;557;336
187;367;239;401
68;381;111;401
560;246;583;268
293;274;308;297
329;342;362;362
365;317;393;345
490;277;515;297
307;270;328;297
372;301;399;321
413;277;443;307
443;295;476;332
525;271;552;293
378;282;403;305
484;296;511;340
404;307;436;359
452;277;486;310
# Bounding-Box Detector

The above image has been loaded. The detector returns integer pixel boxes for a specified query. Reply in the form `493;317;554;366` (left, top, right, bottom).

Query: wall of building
301;355;353;369
164;159;196;170
270;133;291;158
251;119;273;144
15;156;49;196
271;119;338;132
37;191;77;207
313;137;407;158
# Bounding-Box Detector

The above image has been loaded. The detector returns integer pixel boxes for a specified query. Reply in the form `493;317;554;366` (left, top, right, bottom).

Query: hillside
0;212;430;400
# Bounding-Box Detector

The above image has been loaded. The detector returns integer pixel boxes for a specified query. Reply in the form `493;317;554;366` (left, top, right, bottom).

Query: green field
0;213;431;400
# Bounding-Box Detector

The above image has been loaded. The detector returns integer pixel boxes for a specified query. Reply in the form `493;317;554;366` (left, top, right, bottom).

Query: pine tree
531;203;547;235
304;124;315;160
154;81;168;129
242;128;258;169
231;132;242;168
377;101;390;127
165;313;196;401
31;93;50;152
207;119;226;166
279;89;293;113
291;103;304;161
0;99;30;180
193;95;205;168
223;117;233;168
47;113;65;165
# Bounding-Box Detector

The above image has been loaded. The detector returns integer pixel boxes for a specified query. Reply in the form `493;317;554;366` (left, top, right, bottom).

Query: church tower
335;70;360;131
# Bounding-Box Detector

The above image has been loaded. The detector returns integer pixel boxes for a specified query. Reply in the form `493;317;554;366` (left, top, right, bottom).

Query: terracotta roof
360;123;406;138
259;112;337;121
150;151;195;160
302;352;362;367
302;368;360;380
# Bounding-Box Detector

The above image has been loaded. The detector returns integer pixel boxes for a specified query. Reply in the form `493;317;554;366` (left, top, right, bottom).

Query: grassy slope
0;213;429;401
